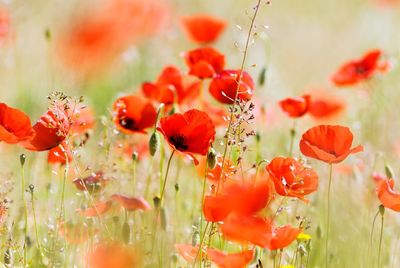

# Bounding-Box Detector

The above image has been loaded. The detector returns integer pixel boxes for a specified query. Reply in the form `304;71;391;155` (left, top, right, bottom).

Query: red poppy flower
113;95;157;134
48;141;73;165
266;157;318;202
78;200;112;217
308;90;345;120
175;244;201;264
157;109;215;165
184;47;225;79
111;194;151;211
0;103;33;144
181;14;226;43
220;214;273;247
196;155;235;183
69;104;95;135
279;95;311;118
265;224;302;250
331;49;388;87
56;0;169;75
87;242;141;268
375;177;400;212
203;177;272;222
209;70;255;104
206;249;254;268
73;172;107;193
142;66;202;105
200;101;228;127
21;104;70;151
299;125;363;164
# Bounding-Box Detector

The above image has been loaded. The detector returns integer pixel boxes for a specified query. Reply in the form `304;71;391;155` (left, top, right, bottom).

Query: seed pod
149;132;161;156
207;148;217;169
132;151;138;161
379;204;385;217
153;196;161;209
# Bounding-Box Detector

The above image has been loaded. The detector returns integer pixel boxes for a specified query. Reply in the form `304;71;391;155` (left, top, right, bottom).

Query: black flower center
119;117;138;131
169;135;189;151
355;65;367;75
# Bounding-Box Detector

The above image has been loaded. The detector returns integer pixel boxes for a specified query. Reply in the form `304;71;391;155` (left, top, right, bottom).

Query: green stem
20;157;28;267
159;150;175;205
377;213;384;268
325;163;333;268
30;190;43;261
369;209;380;263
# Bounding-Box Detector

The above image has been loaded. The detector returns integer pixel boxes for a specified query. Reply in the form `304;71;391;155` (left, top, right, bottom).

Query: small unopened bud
174;183;179;192
385;164;394;179
149;132;161;156
258;66;266;86
20;154;26;167
256;132;261;142
28;184;35;194
192;231;200;246
132;152;138;161
379;204;385;217
153;196;161;209
207;148;218;169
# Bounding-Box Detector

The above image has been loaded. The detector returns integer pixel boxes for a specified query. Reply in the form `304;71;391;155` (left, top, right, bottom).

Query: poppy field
1;0;400;267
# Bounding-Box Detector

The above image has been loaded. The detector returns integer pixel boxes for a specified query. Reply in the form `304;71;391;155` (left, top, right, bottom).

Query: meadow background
0;0;400;267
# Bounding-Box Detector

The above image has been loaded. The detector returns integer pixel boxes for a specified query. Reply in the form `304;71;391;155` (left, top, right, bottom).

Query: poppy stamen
169;135;189;151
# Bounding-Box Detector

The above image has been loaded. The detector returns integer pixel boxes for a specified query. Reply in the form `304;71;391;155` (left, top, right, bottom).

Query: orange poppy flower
56;0;169;75
196;155;235;183
266;157;318;202
331;49;388;87
78;200;112;217
200;101;228;127
142;66;202;105
220;214;273;247
184;47;225;79
0;103;33;144
209;70;255;104
181;14;226;43
175;243;201;264
0;7;10;46
279;95;311;118
21;104;70;151
307;90;345;120
203;177;272;222
87;241;141;268
113;95;157;134
59;220;94;244
299;125;363;164
265;224;302;250
157;109;215;165
73;171;106;193
47;141;73;165
375;177;400;212
111;194;151;211
206;249;254;268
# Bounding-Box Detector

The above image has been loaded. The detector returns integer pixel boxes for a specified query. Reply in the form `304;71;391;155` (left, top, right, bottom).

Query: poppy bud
132;151;138;161
149;132;161;156
174;183;179;192
256;132;261;142
122;221;130;244
379;204;385;217
153;196;161;209
316;225;322;239
192;231;200;246
385;164;394;179
207;148;217;169
258;66;266;86
20;154;26;167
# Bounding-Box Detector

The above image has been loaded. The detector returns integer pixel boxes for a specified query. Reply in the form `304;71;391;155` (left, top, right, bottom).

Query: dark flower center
355;65;368;75
169;135;189;151
119;117;138;131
